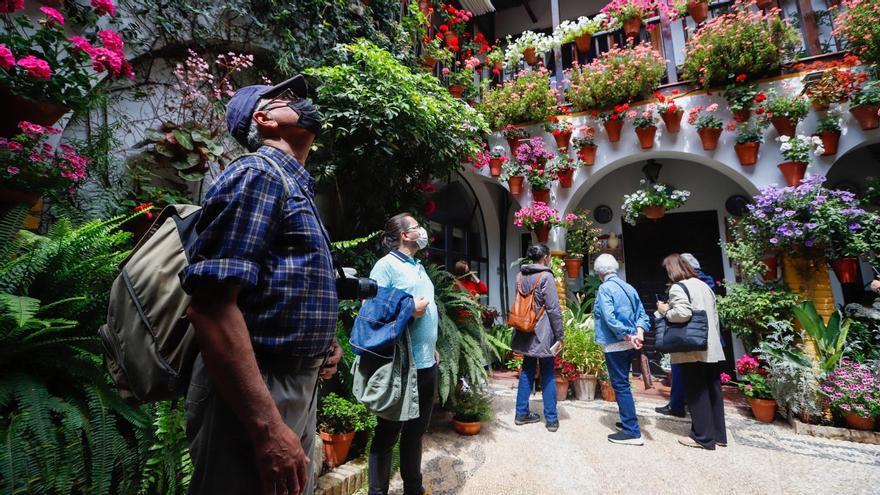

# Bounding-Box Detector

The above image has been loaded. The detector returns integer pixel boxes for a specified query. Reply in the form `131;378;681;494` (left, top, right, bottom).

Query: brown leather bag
507;272;547;333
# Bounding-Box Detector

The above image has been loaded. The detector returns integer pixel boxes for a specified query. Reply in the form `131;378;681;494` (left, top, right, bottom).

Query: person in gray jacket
511;244;564;432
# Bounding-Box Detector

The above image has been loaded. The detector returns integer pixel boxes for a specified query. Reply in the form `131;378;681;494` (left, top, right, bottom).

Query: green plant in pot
451;387;494;435
563;308;604;401
724;82;760;121
717;282;800;351
318;393;376;468
561;209;601;278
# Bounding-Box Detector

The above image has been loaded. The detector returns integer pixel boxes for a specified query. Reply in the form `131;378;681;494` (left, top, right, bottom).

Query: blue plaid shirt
181;145;338;357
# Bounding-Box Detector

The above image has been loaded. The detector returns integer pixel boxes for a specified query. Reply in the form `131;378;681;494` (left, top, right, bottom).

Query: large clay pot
748;398;778;423
564;257;583;278
782;254;836;361
697;127;722;150
850;104;880;130
489;158;504;177
843;412;876;431
532;187;550;204
634;126;657;149
507;137;523;153
418;0;432;18
421;56;436;69
831;257;860;284
320;431;355;469
1;85;71;138
523;47;540;65
604;119;623;142
554;130;572;151
600;380;616;402
623;17;642;38
756;0;775;9
574;34;592;53
734;142;760;166
555;376;570;401
452;418;482;435
448;84;464;99
689;1;709;23
557;168;574;188
732;109;751;123
771;116;798;137
762;255;779;281
578;144;597;165
534;224;550;243
661;110;683;133
0;189;41;222
643;205;666;220
508;175;524;195
778;161;807;187
573;375;598;401
814;131;840;156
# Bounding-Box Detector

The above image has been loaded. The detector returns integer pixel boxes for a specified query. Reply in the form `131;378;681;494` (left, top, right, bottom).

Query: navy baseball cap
226;74;308;147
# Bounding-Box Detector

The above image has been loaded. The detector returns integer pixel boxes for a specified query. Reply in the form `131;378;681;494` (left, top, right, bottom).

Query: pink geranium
69;36;97;57
514;202;562;230
98;30;125;54
39;6;65;26
91;0;116;16
16;56;52;80
2;121;90;193
0;43;14;70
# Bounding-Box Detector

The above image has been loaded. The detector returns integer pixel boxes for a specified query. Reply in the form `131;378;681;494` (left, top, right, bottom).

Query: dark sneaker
546;420;559;432
615;422;623;430
515;412;541;425
655;404;687;417
608;431;645;446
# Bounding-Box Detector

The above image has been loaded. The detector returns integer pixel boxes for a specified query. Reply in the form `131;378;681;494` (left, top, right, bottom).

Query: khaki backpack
507;272;547;333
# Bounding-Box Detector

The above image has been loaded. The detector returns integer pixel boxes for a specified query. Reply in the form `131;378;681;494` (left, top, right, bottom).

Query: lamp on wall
642;159;662;184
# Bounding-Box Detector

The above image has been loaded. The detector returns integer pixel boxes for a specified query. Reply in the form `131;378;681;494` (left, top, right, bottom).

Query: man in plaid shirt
181;75;341;495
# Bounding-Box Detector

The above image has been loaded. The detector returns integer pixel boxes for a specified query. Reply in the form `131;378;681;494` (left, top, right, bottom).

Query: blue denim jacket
593;274;650;346
350;286;414;358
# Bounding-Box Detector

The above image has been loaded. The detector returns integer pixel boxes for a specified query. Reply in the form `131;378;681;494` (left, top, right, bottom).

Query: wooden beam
520;0;538;23
796;0;822;56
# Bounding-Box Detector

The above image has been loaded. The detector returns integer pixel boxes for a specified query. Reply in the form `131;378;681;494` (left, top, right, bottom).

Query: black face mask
283;99;322;137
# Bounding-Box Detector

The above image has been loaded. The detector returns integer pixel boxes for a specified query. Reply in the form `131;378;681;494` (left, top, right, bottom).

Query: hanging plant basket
604;119;624;142
1;85;71;138
523;47;540;65
508;175;525;195
778;161;807;187
578;144;597;165
634;126;657;149
532;187;551;204
756;0;775;9
558;168;574;188
697;127;722;150
421;56;436;69
643;205;666;220
732;109;751;123
831;257;860;284
734;142;760;166
553;130;572;151
564;258;583;278
814;131;840;156
623;17;642;38
489;158;504;177
689;2;709;23
661;110;683;133
850;104;880;130
448;84;465;99
771;116;798;137
574;34;592;53
533;224;550;243
506;137;522;153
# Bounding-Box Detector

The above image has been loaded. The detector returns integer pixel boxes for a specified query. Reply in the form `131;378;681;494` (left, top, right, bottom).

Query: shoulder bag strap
675;282;692;303
610;279;637;314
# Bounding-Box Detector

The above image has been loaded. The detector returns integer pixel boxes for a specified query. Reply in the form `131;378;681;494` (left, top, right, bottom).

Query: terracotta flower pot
604;119;623;142
661;110;683;133
578;144;597;165
508;175;524;195
564;257;583;278
523;47;539;65
506;137;522;153
320;431;355;469
533;224;550;243
688;1;709;23
574;34;592;53
452;418;482;436
1;85;71;138
494;61;503;72
697;127;722;150
448;84;464;99
600;380;616;402
421;56;436;69
418;0;432;18
748;398;778;423
762;255;779;281
850;104;880;130
756;0;775;9
843;412;876;431
811;100;830;112
555;376;570;401
831;257;860;284
0;189;41;222
643;205;666;220
557;168;574;188
814;130;840;156
554;130;572;151
734;142;760;166
771;116;797;137
778;160;807;187
732;109;751;123
489;158;504;177
634;126;657;149
623;17;642;38
532;187;551;204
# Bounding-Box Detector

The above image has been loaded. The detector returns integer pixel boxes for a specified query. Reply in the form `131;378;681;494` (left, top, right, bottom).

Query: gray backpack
99;153;289;403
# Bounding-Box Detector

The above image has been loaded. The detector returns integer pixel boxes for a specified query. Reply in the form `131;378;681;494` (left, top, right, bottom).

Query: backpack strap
239;152;290;199
518;271;548;296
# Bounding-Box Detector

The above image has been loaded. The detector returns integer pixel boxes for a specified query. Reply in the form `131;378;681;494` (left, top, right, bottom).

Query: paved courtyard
386;378;880;495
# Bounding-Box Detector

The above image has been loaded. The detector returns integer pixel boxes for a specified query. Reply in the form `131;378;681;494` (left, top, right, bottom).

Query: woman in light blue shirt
367;212;437;495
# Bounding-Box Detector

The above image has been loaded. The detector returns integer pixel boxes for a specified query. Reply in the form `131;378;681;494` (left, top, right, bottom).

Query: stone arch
825;135;880;193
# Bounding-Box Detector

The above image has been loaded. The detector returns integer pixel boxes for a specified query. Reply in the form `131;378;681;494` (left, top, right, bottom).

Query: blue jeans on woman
605;349;641;437
515;356;557;422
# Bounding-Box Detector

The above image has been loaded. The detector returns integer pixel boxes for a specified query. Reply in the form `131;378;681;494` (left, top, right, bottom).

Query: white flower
777;135;791;143
815;145;825;155
780;142;792;152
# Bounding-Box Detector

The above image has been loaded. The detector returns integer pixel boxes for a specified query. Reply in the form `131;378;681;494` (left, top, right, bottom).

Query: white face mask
414;227;429;250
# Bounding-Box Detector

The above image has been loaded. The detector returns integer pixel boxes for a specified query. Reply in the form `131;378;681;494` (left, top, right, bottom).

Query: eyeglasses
257;89;303;112
404;224;421;232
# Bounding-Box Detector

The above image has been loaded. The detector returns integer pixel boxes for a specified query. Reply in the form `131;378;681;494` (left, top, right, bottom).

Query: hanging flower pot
574;34;592;53
661;110;683;133
421;56;436;69
634;126;657;149
697;127;722;150
418;0;432;18
448;84;465;99
494;60;503;72
831;257;860;284
778;160;807;187
732;109;751;123
489;158;504;177
532;187;551;204
756;0;775;9
811;100;830;112
555;376;570;401
771;116;797;137
564;258;583;278
689;1;709;23
320;431;355;469
762;255;779;281
748;398;777;423
553;130;572;151
643;205;666;220
814;131;840;156
604;119;623;142
623;17;642;38
850;104;880;130
578;144;597;165
506;137;522;153
508;175;525;195
557;168;574;188
843;412;876;431
523;47;540;66
533;224;550;243
734;142;760;166
1;85;71;138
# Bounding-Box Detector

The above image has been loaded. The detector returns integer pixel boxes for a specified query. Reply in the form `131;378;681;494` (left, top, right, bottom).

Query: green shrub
478;68;558;129
565;42;666;111
318;393;376;435
451;388;493;422
717;283;800;350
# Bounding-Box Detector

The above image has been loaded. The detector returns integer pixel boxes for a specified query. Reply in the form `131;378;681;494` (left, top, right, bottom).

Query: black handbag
654;282;709;353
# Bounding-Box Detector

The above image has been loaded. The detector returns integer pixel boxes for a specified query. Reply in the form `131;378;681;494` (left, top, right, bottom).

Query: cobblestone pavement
387;378;880;495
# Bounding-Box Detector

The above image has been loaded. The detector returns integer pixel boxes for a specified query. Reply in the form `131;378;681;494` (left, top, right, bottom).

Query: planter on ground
661;110;683;133
452;418;482;436
697;127;722;150
843;412;877;431
600;380;616;402
748;398;778;423
734;142;760;166
634;126;657;149
320;431;355;469
778;161;807;187
604;119;623;142
508;176;524;195
555;376;570;401
572;375;598;401
850;104;880;130
831;257;860;284
578;145;597;165
814;131;840;156
771;116;797;137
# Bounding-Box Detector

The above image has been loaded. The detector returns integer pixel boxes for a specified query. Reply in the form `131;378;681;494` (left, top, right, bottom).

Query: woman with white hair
592;254;650;445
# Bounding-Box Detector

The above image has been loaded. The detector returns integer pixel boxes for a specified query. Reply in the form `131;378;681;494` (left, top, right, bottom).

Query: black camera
336;267;378;300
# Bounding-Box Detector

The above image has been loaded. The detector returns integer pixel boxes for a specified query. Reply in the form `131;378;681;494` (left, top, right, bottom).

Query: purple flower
805;238;814;247
849;223;862;232
769;237;779;245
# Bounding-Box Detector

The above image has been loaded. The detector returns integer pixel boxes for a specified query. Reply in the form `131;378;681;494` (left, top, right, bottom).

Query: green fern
139;401;193;495
0;205;29;262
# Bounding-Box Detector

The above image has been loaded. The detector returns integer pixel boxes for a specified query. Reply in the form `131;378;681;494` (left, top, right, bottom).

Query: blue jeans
668;363;686;413
605;349;640;437
515;356;557;423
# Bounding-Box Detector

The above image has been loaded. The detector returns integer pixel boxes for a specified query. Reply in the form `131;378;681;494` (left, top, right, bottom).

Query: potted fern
318;393;376;468
451;388;494;435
